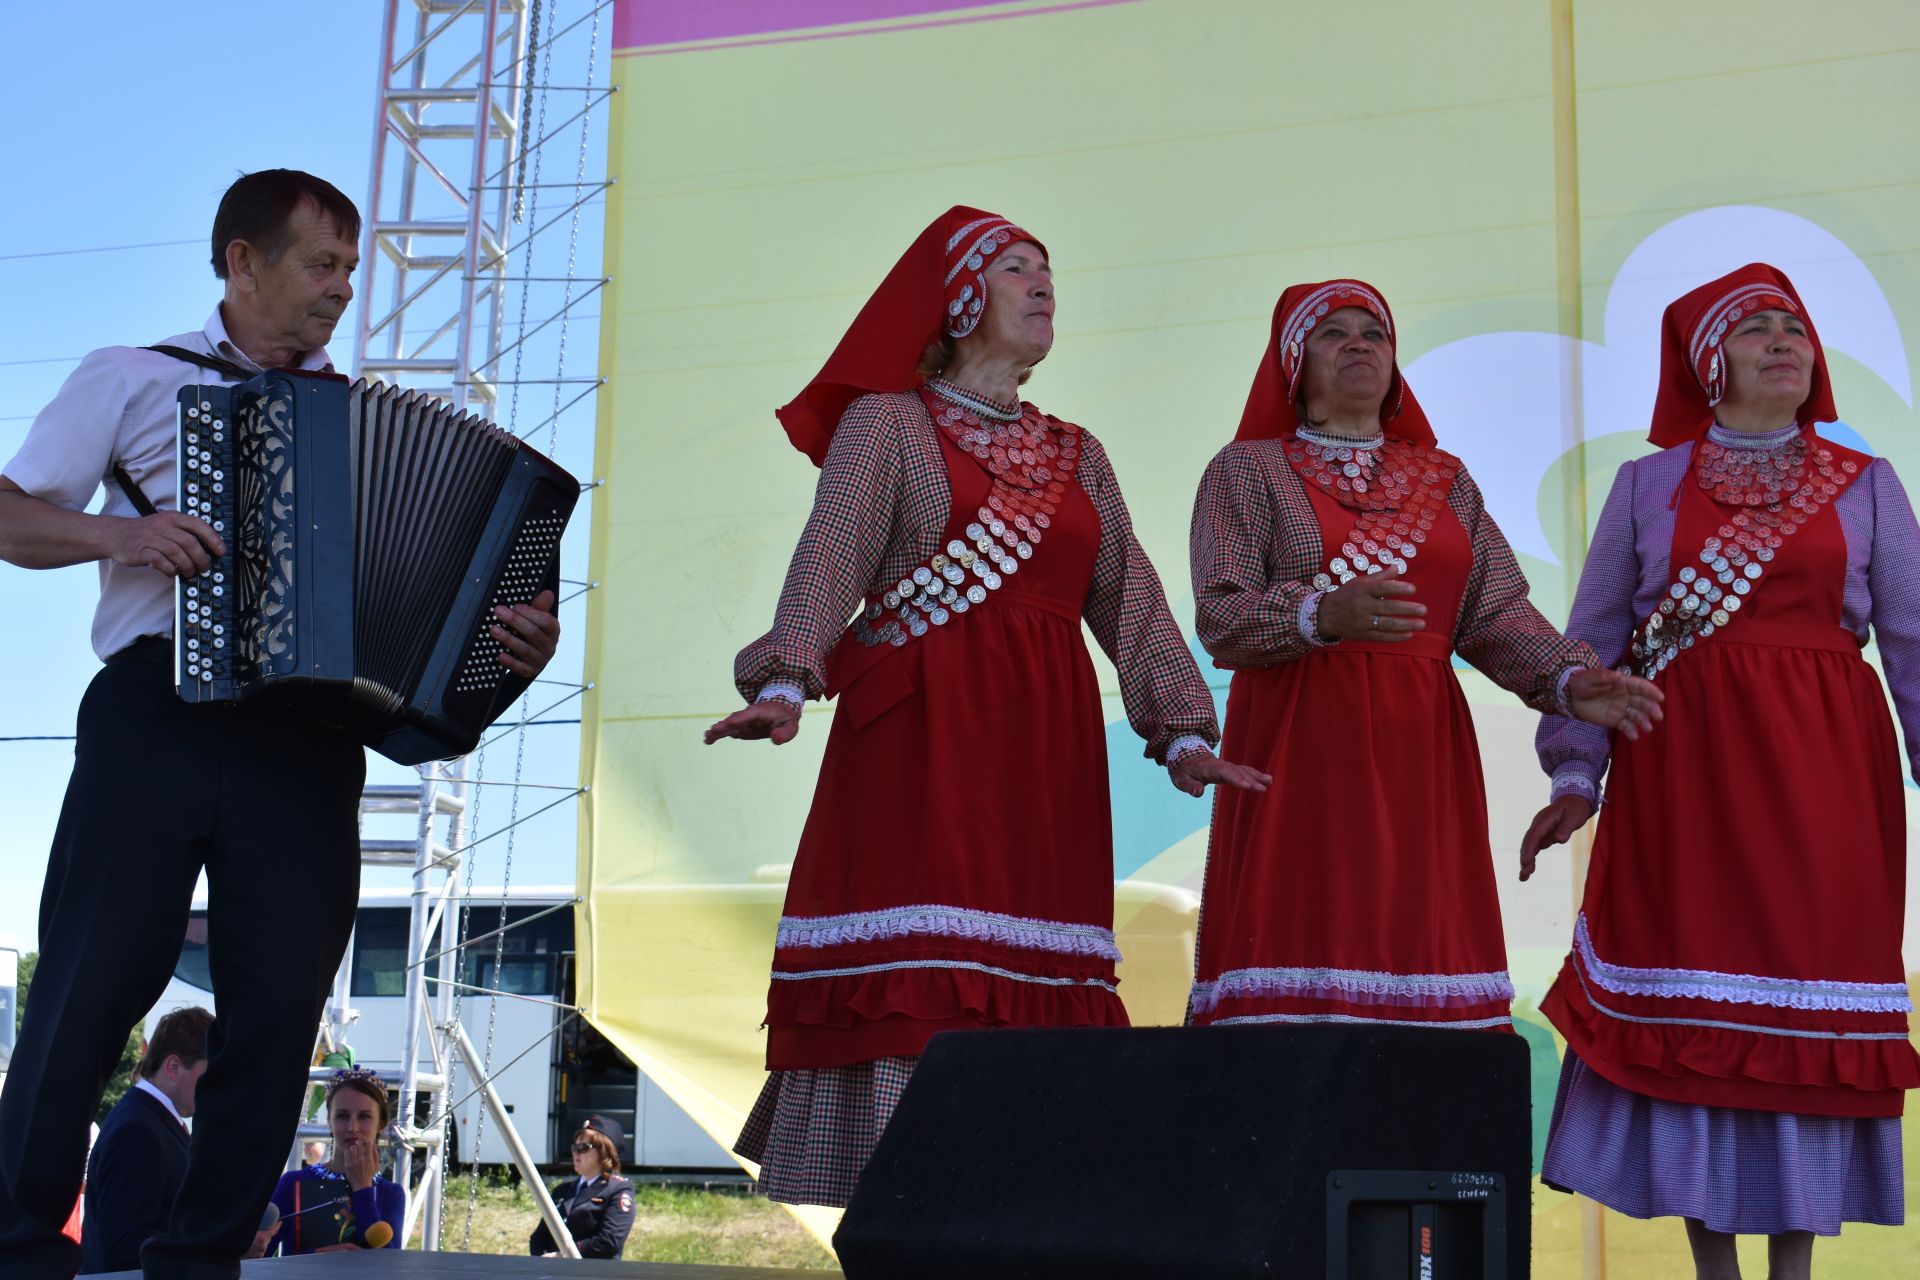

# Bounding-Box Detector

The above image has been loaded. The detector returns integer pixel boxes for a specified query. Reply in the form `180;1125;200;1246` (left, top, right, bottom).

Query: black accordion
173;370;579;764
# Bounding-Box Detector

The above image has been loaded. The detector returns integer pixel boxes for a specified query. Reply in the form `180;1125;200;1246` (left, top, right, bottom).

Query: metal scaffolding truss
353;0;612;413
299;776;582;1254
314;0;612;1255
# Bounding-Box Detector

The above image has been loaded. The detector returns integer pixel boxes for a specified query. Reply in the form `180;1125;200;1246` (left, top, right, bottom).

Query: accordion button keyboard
175;386;239;700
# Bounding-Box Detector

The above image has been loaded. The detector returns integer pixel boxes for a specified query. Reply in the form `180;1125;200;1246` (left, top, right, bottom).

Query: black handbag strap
112;344;257;515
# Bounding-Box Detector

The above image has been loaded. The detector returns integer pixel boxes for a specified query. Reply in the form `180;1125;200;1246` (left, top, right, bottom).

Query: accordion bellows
174;370;579;764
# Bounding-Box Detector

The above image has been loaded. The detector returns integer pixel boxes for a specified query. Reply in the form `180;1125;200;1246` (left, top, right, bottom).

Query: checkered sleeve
1190;443;1324;667
1865;458;1920;785
1450;463;1599;714
1079;431;1221;762
733;397;906;702
1535;461;1643;795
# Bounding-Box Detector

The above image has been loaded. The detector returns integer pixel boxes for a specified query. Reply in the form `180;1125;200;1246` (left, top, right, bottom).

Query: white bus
143;889;730;1172
0;933;17;1100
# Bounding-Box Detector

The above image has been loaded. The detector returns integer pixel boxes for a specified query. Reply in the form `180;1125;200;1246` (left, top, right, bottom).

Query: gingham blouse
1190;437;1597;709
735;392;1220;763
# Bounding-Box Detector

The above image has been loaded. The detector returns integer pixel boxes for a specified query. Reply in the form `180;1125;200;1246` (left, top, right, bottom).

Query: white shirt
1;308;332;660
133;1077;188;1129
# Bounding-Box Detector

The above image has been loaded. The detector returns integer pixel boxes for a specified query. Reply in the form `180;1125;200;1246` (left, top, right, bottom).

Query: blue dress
268;1164;405;1254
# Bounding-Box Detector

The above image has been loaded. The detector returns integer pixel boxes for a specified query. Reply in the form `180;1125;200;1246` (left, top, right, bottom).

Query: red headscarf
776;206;1045;466
1648;263;1837;448
1233;278;1435;447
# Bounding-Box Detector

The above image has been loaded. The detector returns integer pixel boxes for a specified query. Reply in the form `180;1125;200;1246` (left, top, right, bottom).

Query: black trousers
0;641;364;1280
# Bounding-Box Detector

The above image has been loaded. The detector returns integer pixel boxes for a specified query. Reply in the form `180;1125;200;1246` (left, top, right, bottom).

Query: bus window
173;913;213;993
321;903;575;1001
456;906;570;997
349;908;410;998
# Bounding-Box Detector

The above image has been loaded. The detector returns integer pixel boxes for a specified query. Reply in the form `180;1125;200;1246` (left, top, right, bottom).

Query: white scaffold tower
300;0;612;1255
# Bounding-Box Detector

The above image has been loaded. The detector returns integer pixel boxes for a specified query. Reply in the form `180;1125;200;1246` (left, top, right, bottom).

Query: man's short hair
137;1006;214;1078
210;169;362;280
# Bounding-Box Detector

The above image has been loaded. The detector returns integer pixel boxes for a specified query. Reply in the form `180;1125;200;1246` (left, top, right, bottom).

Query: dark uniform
528;1172;636;1260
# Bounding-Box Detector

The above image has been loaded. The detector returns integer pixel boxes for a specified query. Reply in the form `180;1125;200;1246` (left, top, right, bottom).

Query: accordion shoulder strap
112;463;157;517
143;343;255;382
112;344;254;516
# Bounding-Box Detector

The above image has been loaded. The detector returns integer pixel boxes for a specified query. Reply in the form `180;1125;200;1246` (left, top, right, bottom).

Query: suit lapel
130;1086;190;1147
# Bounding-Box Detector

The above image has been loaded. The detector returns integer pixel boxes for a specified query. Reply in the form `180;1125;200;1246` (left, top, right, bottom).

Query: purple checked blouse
1536;423;1920;800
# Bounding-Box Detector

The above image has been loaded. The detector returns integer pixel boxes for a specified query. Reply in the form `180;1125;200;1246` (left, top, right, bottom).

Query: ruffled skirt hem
1543;964;1917;1117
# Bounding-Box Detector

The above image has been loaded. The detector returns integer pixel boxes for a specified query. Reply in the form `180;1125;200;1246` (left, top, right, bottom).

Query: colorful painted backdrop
580;1;1920;1268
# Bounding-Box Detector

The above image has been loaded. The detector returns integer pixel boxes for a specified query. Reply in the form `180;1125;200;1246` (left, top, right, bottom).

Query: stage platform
105;1254;834;1279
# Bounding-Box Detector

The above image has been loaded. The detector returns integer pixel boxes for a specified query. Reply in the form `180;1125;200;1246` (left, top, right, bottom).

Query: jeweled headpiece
776;205;1046;466
1234;277;1434;446
1648;263;1836;447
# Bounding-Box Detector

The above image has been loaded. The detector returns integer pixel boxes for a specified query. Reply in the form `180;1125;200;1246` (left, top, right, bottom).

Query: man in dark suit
81;1009;213;1274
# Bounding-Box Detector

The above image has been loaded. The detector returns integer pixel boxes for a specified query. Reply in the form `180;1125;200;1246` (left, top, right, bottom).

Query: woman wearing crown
267;1068;402;1255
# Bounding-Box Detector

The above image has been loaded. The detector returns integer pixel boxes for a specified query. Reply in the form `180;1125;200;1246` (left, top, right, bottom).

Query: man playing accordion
0;169;561;1280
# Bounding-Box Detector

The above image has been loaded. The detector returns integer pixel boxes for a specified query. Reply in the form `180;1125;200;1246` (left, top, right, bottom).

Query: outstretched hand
704;700;802;746
1519;795;1596;881
1566;667;1664;741
1168;751;1272;798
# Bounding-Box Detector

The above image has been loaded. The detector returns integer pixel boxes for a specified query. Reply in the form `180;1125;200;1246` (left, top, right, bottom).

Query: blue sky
0;2;610;951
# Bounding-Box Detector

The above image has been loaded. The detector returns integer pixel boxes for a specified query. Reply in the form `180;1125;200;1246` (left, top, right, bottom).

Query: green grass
428;1175;840;1271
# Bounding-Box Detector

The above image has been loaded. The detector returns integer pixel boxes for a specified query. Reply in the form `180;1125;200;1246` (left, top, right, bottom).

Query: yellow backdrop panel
580;1;1920;1268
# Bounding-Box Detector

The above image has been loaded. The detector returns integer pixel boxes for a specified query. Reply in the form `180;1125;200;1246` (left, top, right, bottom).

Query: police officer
530;1115;636;1260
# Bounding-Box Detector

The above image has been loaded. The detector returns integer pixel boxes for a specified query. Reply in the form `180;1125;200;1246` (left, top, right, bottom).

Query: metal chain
512;0;544;223
503;0;558;444
409;0;603;1246
456;0;564;1248
423;755;471;1244
444;744;483;1248
546;0;601;459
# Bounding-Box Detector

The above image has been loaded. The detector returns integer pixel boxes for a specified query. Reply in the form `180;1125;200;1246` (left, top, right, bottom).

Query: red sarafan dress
733;206;1218;1206
1190;435;1592;1030
734;390;1217;1206
1535;264;1916;1235
1188;277;1596;1035
1543;431;1919;1116
766;404;1127;1065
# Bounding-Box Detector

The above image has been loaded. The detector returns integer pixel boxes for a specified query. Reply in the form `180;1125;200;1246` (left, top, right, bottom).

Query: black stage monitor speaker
835;1024;1532;1279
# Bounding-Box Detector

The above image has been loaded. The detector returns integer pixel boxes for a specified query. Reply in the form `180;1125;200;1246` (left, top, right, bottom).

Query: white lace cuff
1550;766;1600;805
1300;590;1335;648
754;680;805;709
1166;735;1211;767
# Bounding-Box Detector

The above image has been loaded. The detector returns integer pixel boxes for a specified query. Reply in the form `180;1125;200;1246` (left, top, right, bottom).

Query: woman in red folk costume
705;207;1269;1207
1525;265;1920;1278
1186;280;1662;1037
